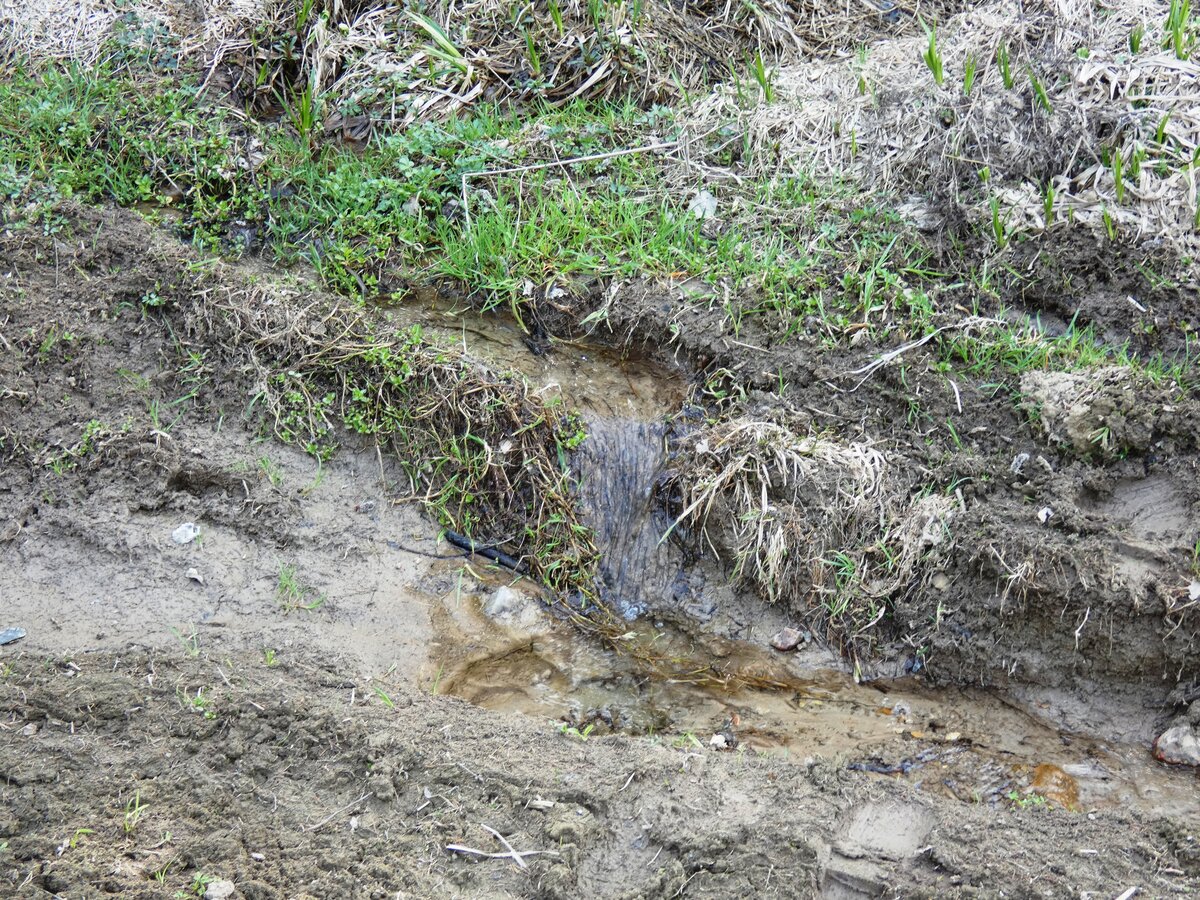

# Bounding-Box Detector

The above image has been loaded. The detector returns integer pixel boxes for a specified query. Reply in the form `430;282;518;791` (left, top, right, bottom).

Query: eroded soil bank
2;204;1199;897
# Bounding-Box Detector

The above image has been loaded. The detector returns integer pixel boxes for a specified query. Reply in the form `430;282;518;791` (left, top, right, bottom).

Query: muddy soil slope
3;651;1199;900
2;206;1198;899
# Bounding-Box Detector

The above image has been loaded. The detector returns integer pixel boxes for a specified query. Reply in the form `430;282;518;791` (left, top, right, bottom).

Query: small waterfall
574;417;684;619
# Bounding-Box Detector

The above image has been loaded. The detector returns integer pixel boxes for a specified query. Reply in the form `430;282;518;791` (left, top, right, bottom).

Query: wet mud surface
2;205;1199;897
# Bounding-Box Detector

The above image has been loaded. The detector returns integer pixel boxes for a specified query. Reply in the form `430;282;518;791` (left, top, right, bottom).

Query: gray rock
482;586;549;634
770;627;805;652
1154;721;1200;766
204;880;236;900
171;522;200;545
484;585;523;619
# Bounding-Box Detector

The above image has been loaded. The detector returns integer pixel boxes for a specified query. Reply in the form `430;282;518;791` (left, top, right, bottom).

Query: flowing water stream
390;291;1200;819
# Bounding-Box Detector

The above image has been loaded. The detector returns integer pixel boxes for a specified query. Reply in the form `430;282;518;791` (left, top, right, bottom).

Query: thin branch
445;844;560;864
480;824;527;869
303;791;370;832
465;141;679;182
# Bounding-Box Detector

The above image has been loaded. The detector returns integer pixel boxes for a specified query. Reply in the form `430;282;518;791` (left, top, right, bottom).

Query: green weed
258;455;283;487
1028;67;1052;113
123;790;147;834
1007;789;1049;810
558;722;595;741
1102;206;1117;240
169;624;200;658
990;195;1008;247
921;19;944;86
962;54;978;95
276;563;325;611
182;687;217;720
997;42;1013;88
181;873;214;898
1112;146;1125;203
1130;23;1144;53
751;50;775;102
1164;0;1195;60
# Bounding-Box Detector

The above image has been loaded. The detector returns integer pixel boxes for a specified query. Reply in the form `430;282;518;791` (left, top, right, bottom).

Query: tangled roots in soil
663;418;955;663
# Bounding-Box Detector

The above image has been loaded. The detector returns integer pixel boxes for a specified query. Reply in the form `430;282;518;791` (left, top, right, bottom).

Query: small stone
185;568;204;584
1037;506;1053;525
770;627;804;652
930;573;950;592
21;723;37;736
249;852;265;862
204;880;236;900
1189;581;1200;603
171;522;200;545
482;586;548;633
1154;722;1200;766
709;733;728;750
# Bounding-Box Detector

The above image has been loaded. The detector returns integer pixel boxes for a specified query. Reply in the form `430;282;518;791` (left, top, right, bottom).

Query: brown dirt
3;204;1200;898
3;650;1199;899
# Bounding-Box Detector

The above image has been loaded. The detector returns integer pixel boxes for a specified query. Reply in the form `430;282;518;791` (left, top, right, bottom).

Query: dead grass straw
664;418;955;663
682;0;1200;255
5;0;947;128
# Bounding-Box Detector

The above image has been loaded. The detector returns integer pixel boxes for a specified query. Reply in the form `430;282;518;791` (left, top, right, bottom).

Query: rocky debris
171;522;200;545
482;585;550;634
204;880;236;900
770;627;809;651
709;732;734;750
710;716;740;751
1154;702;1200;766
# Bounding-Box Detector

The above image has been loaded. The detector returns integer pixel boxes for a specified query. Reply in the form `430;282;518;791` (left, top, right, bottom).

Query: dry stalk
681;0;1200;255
664;418;955;659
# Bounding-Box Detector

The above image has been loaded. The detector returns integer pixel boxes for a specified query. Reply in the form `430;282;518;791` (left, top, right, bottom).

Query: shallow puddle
422;576;1199;818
